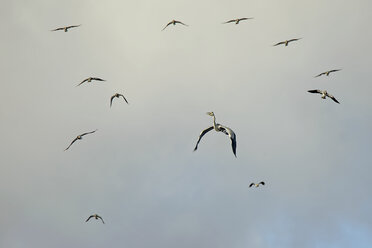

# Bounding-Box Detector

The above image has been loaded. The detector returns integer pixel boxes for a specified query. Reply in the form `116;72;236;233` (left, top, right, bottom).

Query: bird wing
92;77;105;81
110;95;115;107
288;38;301;42
174;20;188;26
86;215;93;222
64;137;78;151
98;216;105;224
326;93;340;104
193;126;214;151
51;27;65;31
219;125;237;157
76;78;89;87
80;130;97;137
67;24;81;29
249;183;255;187
162;21;173;31
259;181;265;186
315;72;325;77
223;19;236;24
307;89;322;94
329;69;341;73
239;17;252;21
119;94;129;104
273;41;285;46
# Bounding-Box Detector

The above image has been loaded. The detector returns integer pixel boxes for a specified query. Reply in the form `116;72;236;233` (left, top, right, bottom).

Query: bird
76;77;105;87
194;112;237;157
307;89;340;104
162;20;188;31
273;38;302;46
51;24;81;32
64;130;97;151
110;93;128;107
315;69;342;78
223;17;253;24
249;182;265;188
86;214;105;224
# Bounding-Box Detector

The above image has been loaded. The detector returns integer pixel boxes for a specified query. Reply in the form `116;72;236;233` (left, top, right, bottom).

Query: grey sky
1;0;372;247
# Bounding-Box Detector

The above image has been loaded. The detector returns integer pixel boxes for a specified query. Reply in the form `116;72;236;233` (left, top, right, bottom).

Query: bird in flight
223;17;253;24
64;130;97;151
308;89;340;104
194;112;237;157
315;69;342;78
76;77;105;87
249;182;265;188
273;38;302;46
162;20;188;31
86;214;105;224
110;93;128;107
51;24;81;32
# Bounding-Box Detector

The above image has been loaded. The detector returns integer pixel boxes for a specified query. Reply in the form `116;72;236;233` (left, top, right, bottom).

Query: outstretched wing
329;69;341;73
97;216;105;224
67;24;81;29
119;94;129;104
80;129;97;137
307;89;322;94
249;183;255;188
327;93;340;104
175;20;188;26
92;77;105;81
193;126;214;151
238;17;253;21
315;72;326;77
51;27;65;31
219;125;237;157
64;137;78;151
76;78;89;87
273;41;285;46
223;19;236;24
259;181;265;186
288;38;301;43
162;21;173;31
86;215;93;222
110;95;115;107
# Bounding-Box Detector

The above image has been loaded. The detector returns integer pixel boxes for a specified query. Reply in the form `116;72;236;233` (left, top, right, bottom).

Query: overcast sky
1;0;372;247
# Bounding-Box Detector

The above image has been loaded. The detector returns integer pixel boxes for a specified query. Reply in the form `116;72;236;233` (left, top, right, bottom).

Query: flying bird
76;77;105;87
308;89;340;104
249;182;265;188
162;20;188;31
273;38;302;46
223;17;253;24
194;112;237;157
51;24;81;32
64;130;97;151
86;214;105;224
110;93;128;107
315;69;342;78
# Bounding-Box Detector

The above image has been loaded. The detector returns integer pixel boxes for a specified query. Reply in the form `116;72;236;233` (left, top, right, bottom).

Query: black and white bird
86;214;105;224
64;130;97;151
51;24;81;32
76;77;105;87
315;69;342;78
249;182;265;188
223;17;253;24
162;20;188;31
194;112;237;157
308;89;340;104
110;93;128;107
273;38;302;46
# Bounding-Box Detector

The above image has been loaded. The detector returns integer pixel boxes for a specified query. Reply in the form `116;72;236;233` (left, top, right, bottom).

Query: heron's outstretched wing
307;89;322;94
193;126;214;151
273;41;285;46
175;20;188;26
219;125;237;157
249;183;255;188
162;21;173;31
86;215;93;222
64;137;79;151
97;216;105;224
327;93;340;104
118;94;129;104
80;130;97;137
76;78;89;87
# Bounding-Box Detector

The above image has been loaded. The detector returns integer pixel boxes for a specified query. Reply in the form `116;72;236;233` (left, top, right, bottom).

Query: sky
1;0;372;247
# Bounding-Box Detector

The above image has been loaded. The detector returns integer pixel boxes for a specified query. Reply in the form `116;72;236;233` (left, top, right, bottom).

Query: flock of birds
52;17;342;224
